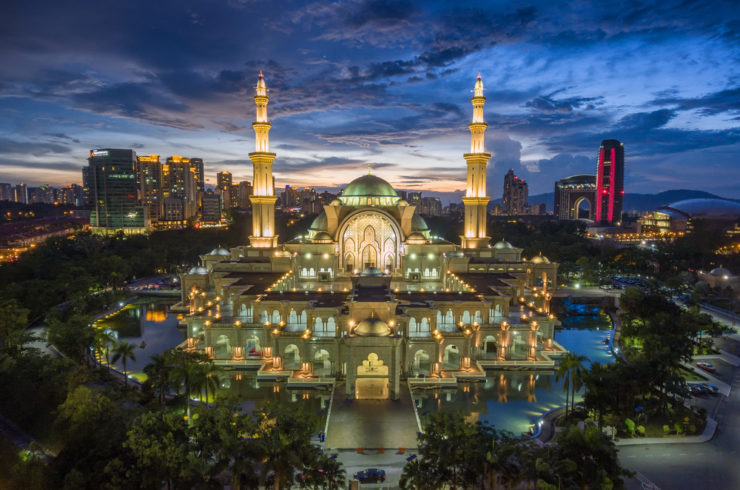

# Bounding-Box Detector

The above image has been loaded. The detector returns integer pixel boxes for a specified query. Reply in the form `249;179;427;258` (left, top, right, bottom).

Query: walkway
325;383;420;450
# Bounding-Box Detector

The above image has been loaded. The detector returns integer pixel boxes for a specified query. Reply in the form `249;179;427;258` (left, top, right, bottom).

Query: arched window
259;310;268;323
315;317;324;331
327;317;336;333
271;310;281;324
420;317;429;333
300;311;307;328
409;317;418;336
462;311;471;325
288;310;298;327
474;310;482;325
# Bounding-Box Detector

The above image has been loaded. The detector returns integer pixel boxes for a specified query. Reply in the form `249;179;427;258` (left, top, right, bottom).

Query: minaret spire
460;74;491;249
248;72;279;247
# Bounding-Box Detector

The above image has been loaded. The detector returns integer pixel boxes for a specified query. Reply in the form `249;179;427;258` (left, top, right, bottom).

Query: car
688;384;705;396
353;468;386;483
696;362;716;373
700;383;720;393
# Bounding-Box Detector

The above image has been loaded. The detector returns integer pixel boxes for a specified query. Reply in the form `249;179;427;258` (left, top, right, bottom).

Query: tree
124;409;196;490
46;309;96;366
169;350;209;424
399;459;439;490
555;356;573;420
144;352;174;406
538;425;631;489
112;341;137;388
0;299;30;355
93;328;116;371
566;353;589;415
254;402;320;490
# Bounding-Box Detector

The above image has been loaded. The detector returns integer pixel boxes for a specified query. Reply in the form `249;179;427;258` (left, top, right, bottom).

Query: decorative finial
367;164;372;175
259;70;264;78
477;72;481;80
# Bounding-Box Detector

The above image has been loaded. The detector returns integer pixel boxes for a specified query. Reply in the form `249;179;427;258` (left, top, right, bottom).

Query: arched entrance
483;335;497;358
339;210;401;272
313;349;331;376
412;349;431;376
284;344;301;370
355;353;389;399
443;344;460;370
574;196;592;220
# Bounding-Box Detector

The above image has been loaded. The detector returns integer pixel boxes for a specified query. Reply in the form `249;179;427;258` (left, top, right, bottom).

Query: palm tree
555;356;574;420
94;328;116;371
199;362;220;405
568;353;589;415
144;352;173;405
112;341;137;388
170;351;203;424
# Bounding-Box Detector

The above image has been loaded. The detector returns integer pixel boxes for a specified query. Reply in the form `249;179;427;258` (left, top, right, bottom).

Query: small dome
530;254;550;264
406;232;426;244
398;199;409;206
312;231;333;243
354;316;391;336
709;267;732;277
309;212;328;232
188;266;208;275
360;266;383;277
493;240;513;249
411;214;429;232
209;247;230;256
330;199;341;206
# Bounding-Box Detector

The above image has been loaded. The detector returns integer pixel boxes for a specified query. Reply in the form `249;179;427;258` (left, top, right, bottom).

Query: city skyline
1;1;739;198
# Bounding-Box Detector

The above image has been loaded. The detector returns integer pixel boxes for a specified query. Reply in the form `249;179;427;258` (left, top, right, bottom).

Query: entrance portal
355;353;389;400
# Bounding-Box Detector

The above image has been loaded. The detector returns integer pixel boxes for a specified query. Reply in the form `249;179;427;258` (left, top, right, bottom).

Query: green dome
339;175;400;206
309;212;328;232
411;214;429;232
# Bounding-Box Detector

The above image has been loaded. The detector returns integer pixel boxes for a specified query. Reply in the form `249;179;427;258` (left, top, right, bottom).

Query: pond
96;298;185;375
412;310;615;435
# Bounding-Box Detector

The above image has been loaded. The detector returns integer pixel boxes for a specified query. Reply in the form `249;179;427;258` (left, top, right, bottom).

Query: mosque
178;73;563;400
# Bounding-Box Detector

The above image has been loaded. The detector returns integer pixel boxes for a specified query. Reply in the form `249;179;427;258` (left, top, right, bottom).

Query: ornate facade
178;75;563;400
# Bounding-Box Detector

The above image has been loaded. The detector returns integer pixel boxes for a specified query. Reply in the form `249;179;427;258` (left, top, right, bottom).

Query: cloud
0;137;71;156
617;109;675;130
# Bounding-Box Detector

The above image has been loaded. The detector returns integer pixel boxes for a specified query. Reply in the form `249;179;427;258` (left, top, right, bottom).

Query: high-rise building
0;183;12;201
137;155;163;221
554;175;597;220
217;171;232;191
163;156;198;222
461;74;491;249
81;167;92;206
502;169;528;215
595;139;625;225
237;181;252;209
418;196;442;216
87;149;148;234
190;158;205;195
201;191;222;223
54;186;75;205
30;185;55;204
13;183;28;204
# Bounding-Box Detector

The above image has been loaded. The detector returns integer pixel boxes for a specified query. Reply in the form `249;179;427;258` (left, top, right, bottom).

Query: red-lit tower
595;139;624;225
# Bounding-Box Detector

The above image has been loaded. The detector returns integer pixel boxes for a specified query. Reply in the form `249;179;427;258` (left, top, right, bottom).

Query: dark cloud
525;95;601;114
617;109;675;130
654;86;740;116
0;137;70;156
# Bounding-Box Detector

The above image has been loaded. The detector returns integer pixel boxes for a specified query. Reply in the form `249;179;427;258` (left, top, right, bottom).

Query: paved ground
325;383;420;450
336;449;414;489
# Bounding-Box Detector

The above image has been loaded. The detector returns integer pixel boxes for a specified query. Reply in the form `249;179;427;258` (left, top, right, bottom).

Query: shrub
662;425;671;435
674;422;684;435
624;418;635;435
637;425;645;436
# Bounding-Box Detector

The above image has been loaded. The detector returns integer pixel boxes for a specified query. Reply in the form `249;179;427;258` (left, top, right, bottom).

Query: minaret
460;74;491;249
248;71;278;247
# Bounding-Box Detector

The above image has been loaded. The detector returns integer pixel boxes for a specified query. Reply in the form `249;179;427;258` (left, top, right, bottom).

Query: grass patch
679;366;706;381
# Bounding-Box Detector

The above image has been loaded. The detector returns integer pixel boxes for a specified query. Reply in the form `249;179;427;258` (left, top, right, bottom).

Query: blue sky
1;0;738;199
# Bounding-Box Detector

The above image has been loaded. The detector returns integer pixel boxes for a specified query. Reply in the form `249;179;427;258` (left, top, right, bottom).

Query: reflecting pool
96;298;184;374
412;310;615;435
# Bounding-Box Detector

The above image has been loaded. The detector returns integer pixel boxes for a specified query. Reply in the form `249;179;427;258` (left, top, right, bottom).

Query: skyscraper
217;170;232;191
190;158;205;195
163;156;198;222
13;183;28;204
0;183;11;201
595;139;625;225
137;155;163;221
502;169;528;215
88;149;148;234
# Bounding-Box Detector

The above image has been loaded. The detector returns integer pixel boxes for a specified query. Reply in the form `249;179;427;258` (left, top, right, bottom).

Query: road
618;334;740;489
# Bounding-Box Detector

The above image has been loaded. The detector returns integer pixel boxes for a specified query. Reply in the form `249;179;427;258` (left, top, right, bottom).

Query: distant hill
488;189;739;213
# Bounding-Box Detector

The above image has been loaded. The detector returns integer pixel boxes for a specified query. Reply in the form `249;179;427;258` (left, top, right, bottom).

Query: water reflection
412;310;615;435
96;299;184;373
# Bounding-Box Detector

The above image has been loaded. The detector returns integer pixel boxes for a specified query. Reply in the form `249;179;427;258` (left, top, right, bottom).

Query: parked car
696;362;716;373
354;468;386;483
688;384;705;396
700;383;720;393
